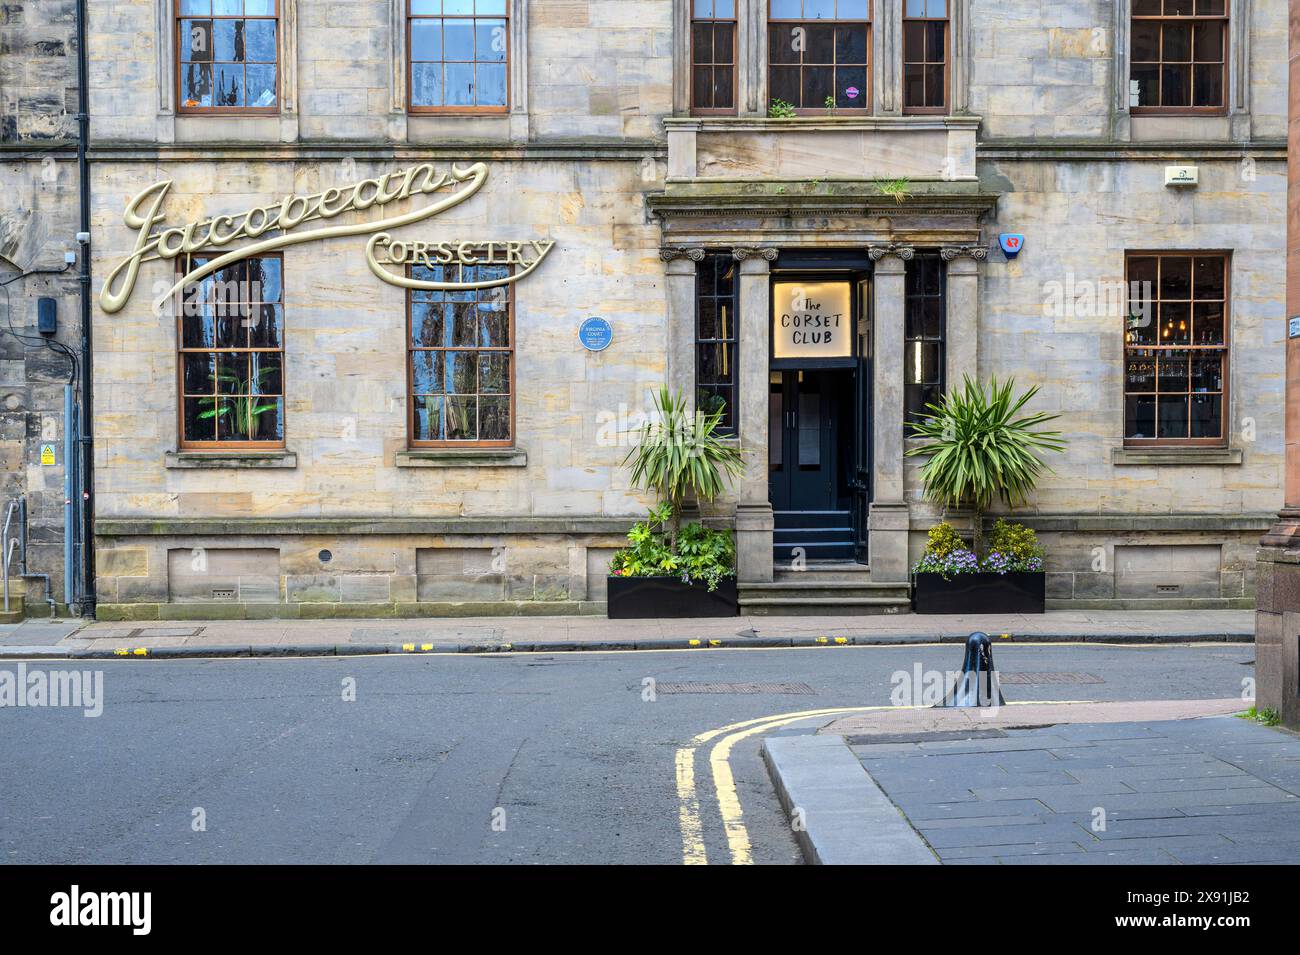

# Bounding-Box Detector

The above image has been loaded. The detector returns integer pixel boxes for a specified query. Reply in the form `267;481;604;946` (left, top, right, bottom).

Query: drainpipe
75;0;95;616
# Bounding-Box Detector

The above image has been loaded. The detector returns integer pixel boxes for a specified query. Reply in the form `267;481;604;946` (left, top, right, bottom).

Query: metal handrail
2;500;18;613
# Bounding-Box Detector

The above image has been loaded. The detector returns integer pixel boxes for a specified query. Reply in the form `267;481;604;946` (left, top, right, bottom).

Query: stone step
773;510;853;530
772;540;856;561
0;594;25;624
738;596;912;617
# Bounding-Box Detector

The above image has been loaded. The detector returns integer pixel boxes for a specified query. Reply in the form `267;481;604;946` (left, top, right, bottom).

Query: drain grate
655;681;816;695
126;627;206;639
997;671;1104;685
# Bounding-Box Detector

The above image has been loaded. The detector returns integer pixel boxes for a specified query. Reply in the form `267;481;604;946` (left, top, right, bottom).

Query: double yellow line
675;706;904;865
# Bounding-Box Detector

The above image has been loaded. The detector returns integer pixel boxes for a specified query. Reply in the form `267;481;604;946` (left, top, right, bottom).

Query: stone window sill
664;115;981;134
1111;447;1242;466
165;450;297;469
396;448;528;468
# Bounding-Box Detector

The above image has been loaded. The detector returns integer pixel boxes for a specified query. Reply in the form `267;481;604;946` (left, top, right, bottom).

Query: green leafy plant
768;98;796;118
906;376;1066;554
823;95;836;115
613;388;744;589
197;364;279;440
609;503;736;592
924;522;966;561
1239;706;1281;727
873;176;912;204
984;518;1044;573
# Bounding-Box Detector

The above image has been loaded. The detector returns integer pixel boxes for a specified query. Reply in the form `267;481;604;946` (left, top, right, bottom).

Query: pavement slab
765;706;1300;865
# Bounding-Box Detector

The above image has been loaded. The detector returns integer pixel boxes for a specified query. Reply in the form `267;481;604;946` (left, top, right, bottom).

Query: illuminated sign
773;281;852;360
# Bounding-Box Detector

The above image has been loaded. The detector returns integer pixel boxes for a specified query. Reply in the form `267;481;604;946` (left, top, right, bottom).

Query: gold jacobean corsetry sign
99;162;554;313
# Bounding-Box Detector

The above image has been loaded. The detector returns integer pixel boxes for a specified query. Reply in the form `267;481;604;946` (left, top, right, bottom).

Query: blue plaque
579;317;613;352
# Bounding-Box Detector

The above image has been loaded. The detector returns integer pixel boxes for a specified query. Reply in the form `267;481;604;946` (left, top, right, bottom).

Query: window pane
903;21;925;61
476;19;507;61
445;352;478;393
769;25;802;64
414;396;444;441
1133;0;1161;13
1132;63;1159;106
480;354;510;393
411;62;443;106
445;62;475;105
212;18;242;61
1160;302;1191;345
1196;0;1225;14
1157;350;1190;392
1160;256;1192;298
714;65;735;108
181;0;212;13
1193;256;1225;298
1126;349;1156;392
1158;396;1189;439
411;20;442;59
183;353;216;395
244;0;275;13
213;0;242;13
1161;64;1190;106
1126;394;1157;439
1132;21;1160;61
770;66;800;104
477;63;507;106
922;64;944;106
1192;63;1223;107
1162;23;1191;61
476;0;507;12
714;23;735;63
771;0;800;17
411;350;443;394
480;396;510;440
250;351;282;396
215;63;245;107
245;18;275;60
247;303;283;348
449;302;477;346
1193;303;1224;346
1190;395;1221;438
1191;352;1223;392
182;63;214;108
714;0;735;16
805;0;835;18
246;64;276;107
1193;20;1223;61
836;24;867;63
445;396;478;440
802;66;832;106
837;0;868;15
247;256;281;302
411;301;445;347
1165;0;1194;14
443;18;474;58
836;67;866;107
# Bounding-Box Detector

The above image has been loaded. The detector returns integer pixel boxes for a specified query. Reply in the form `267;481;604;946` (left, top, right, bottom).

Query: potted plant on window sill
607;387;744;619
905;376;1066;615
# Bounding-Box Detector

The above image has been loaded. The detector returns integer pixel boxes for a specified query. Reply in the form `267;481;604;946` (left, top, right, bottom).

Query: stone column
940;245;987;390
734;247;777;583
868;244;913;582
1255;0;1300;731
661;248;705;407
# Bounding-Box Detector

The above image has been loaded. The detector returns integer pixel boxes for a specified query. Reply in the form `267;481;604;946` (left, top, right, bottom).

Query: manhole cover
997;671;1104;685
655;681;816;695
126;627;206;639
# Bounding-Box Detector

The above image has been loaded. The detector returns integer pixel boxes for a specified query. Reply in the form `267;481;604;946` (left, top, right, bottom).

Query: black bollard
937;631;1006;707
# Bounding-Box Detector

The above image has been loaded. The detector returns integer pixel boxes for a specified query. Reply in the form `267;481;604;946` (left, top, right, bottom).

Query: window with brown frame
408;263;513;446
692;0;737;114
696;253;738;435
1124;252;1228;445
903;0;948;114
768;0;871;113
408;0;509;113
178;255;285;448
904;252;945;430
1131;0;1228;112
177;0;279;113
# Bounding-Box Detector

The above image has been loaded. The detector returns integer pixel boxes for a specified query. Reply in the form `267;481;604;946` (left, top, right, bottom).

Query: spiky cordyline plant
623;386;744;544
906;376;1066;554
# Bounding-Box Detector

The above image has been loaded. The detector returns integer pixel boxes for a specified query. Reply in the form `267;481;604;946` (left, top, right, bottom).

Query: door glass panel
798;390;821;467
769;385;783;469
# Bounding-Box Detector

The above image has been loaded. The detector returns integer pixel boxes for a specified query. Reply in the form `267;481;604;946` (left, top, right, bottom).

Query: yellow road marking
678;699;1103;866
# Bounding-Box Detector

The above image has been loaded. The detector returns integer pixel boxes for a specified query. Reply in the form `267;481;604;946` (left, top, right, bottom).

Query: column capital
732;247;779;262
867;243;916;262
940;244;989;262
659;246;706;263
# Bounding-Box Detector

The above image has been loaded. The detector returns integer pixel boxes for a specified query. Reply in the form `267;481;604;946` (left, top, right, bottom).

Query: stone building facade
0;0;84;616
86;0;1287;620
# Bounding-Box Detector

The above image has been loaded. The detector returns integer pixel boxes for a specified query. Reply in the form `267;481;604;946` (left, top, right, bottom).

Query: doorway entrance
767;261;872;566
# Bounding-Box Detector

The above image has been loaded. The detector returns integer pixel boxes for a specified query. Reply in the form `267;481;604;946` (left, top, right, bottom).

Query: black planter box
912;572;1046;614
606;575;739;619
